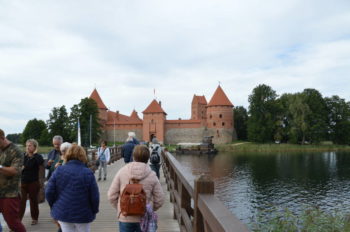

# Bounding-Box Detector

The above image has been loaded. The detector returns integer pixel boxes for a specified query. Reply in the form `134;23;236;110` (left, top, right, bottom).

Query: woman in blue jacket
45;144;99;232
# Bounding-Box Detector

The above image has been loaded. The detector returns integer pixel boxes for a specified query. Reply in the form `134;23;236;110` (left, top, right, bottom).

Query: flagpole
77;118;81;146
113;113;116;147
89;114;92;148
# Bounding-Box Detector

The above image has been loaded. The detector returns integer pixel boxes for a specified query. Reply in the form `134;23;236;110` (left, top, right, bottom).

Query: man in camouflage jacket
0;129;26;232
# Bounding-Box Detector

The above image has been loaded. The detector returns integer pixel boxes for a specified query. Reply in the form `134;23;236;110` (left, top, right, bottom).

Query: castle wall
206;128;236;144
164;127;207;144
105;123;143;143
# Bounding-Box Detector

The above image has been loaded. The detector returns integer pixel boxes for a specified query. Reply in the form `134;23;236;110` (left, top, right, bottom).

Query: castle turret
191;95;207;122
89;88;108;126
142;100;167;143
206;86;235;143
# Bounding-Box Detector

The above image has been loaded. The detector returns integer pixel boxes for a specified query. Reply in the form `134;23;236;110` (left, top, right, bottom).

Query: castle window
213;122;216;126
151;119;154;123
210;115;212;119
222;122;225;126
219;114;222;118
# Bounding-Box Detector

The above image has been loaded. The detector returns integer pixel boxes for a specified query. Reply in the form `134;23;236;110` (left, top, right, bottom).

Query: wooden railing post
193;175;214;232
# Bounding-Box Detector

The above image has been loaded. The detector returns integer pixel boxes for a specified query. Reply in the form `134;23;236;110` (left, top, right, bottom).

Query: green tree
276;93;296;143
47;105;71;141
325;95;350;144
289;93;311;144
6;133;22;144
247;84;280;143
234;106;248;140
302;89;328;143
69;98;101;146
21;119;47;144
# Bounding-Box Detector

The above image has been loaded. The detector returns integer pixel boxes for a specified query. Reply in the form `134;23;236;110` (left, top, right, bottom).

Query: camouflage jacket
0;143;23;198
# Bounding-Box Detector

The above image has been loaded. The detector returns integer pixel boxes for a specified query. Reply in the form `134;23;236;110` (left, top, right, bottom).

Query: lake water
174;151;350;226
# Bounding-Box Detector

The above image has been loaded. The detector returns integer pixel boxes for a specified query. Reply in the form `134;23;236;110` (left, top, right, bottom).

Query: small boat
175;136;218;155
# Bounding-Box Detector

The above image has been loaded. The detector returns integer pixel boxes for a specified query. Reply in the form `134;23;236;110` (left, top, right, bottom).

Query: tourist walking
46;135;63;180
46;144;99;232
0;129;26;232
149;138;162;179
108;145;164;232
128;132;140;145
121;136;136;163
19;139;44;225
97;141;110;181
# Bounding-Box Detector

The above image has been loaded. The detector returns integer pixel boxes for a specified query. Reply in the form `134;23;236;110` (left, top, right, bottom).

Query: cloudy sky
1;0;350;134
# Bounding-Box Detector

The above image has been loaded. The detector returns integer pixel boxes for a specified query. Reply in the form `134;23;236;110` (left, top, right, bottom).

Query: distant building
89;85;236;144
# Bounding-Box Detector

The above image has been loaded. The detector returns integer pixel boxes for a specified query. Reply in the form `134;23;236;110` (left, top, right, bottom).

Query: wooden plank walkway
3;159;179;232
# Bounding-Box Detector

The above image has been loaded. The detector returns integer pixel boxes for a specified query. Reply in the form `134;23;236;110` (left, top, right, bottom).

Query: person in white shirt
97;141;110;181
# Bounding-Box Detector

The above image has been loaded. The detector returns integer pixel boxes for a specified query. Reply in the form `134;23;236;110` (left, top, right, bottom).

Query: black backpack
150;146;160;164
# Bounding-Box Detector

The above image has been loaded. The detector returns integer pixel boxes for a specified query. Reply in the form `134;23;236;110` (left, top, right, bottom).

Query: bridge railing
162;150;249;232
86;146;122;171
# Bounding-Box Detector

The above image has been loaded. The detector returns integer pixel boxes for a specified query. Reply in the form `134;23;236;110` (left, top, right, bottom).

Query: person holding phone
45;136;62;180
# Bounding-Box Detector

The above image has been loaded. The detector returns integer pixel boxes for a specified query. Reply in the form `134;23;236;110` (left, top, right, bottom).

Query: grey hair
52;135;63;143
60;142;72;153
128;132;136;137
26;139;39;153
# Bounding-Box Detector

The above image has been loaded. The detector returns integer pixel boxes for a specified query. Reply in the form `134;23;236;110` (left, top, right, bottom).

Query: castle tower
191;95;207;121
89;88;108;127
142;100;167;143
206;85;235;143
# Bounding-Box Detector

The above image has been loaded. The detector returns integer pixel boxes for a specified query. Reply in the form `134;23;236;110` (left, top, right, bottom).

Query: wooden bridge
4;147;249;232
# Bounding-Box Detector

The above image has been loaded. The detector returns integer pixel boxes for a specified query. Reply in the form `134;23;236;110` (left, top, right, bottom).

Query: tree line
234;84;350;145
7;98;101;147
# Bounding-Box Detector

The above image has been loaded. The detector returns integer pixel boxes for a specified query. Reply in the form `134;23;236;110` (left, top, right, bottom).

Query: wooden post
193;175;214;232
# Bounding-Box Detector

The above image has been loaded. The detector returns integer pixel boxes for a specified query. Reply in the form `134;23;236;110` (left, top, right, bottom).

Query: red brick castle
89;85;236;144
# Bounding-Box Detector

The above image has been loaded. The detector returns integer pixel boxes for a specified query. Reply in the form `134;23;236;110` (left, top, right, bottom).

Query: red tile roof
89;88;108;109
207;86;233;107
142;100;167;114
193;95;207;105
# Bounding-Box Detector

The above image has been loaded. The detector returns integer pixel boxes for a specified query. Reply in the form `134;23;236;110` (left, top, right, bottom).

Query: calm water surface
174;151;350;225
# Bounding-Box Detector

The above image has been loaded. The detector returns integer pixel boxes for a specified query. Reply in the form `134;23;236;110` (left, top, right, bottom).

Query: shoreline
216;142;350;153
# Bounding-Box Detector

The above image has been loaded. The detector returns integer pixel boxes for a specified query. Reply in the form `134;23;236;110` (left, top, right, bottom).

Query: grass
251;207;350;232
216;142;350;153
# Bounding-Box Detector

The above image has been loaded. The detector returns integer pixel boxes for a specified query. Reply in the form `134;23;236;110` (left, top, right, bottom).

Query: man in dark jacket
45;135;62;180
121;137;135;163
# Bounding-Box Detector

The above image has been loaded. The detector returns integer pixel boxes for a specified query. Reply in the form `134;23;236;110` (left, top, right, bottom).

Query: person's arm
45;151;53;169
152;179;165;211
0;166;18;176
0;149;23;176
107;171;121;209
88;172;100;214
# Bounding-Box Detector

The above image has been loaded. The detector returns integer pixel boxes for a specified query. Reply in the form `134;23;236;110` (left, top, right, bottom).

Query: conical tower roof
207;86;233;107
130;110;141;120
142;100;167;114
89;88;108;109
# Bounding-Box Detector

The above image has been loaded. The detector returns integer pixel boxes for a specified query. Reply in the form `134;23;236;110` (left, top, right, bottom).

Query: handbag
95;158;100;167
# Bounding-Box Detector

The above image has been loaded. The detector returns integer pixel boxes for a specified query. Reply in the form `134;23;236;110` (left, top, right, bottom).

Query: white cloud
0;0;350;134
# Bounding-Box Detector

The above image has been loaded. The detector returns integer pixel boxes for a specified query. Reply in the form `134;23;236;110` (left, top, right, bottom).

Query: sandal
31;220;38;225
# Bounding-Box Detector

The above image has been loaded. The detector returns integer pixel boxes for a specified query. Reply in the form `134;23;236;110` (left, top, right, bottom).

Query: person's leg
19;183;28;220
98;163;102;181
58;220;75;232
103;161;107;180
2;197;26;232
75;222;91;232
28;181;40;221
155;164;160;179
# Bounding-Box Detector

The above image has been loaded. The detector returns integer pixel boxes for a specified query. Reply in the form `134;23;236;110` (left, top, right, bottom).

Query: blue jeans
150;164;160;179
119;222;141;232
